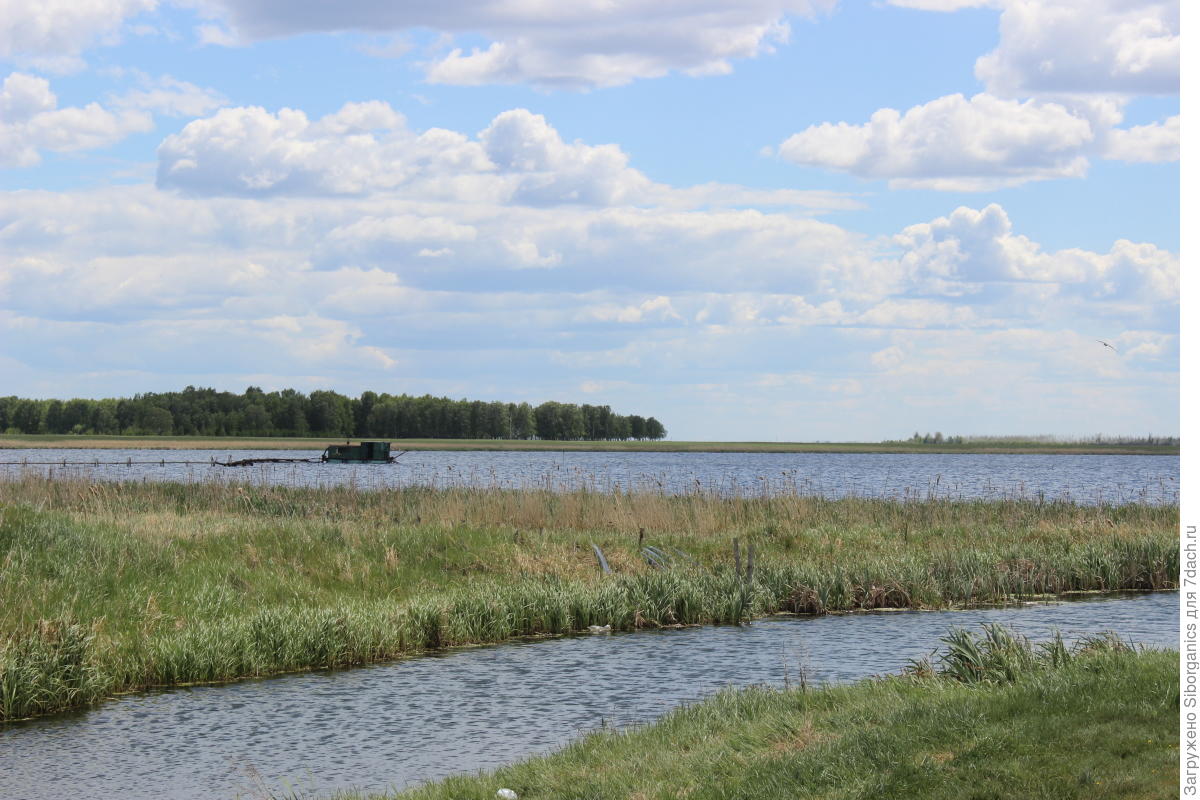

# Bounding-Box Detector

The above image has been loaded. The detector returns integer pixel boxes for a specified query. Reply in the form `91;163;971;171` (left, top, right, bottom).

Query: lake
0;449;1180;504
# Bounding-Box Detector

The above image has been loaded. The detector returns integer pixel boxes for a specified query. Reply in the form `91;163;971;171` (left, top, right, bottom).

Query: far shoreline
0;434;1179;456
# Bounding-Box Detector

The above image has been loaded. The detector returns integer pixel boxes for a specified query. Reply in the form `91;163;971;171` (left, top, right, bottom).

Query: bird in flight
1097;339;1118;354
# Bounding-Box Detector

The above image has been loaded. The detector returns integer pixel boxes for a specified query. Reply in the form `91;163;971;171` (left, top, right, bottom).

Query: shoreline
0;434;1179;456
338;643;1177;800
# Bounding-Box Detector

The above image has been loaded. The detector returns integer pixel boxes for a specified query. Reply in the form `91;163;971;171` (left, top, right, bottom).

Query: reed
0;476;1178;721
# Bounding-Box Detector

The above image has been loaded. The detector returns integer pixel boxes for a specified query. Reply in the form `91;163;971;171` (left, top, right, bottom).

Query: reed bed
0;475;1178;721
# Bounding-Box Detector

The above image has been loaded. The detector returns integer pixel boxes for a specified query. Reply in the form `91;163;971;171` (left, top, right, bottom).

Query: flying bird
1097;339;1119;354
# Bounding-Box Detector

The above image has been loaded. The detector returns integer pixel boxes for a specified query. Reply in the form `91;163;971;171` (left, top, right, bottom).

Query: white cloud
0;0;156;70
581;295;681;324
777;90;1177;189
478;109;651;205
156;103;856;215
974;0;1178;97
887;0;996;9
112;74;228;118
195;23;238;47
156;104;654;202
1103;115;1179;162
895;204;1179;303
806;1;1179;191
889;0;1178;97
777;92;1094;190
0;183;1176;344
0;179;1177;438
0;72;154;167
856;299;983;329
194;0;835;89
870;345;906;369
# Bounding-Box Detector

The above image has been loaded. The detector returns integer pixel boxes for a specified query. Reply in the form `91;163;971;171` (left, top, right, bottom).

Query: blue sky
0;0;1180;440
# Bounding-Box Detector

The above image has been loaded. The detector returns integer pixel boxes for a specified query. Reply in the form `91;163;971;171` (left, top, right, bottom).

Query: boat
320;441;396;463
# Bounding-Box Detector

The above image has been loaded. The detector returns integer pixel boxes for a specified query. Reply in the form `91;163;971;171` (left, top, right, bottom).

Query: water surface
0;449;1180;504
0;592;1178;800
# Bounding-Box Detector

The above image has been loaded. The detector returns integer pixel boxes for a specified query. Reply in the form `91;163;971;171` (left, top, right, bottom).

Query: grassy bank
323;629;1178;800
0;477;1178;721
0;433;1180;455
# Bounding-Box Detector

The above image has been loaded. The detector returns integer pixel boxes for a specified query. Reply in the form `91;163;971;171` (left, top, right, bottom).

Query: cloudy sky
0;0;1180;441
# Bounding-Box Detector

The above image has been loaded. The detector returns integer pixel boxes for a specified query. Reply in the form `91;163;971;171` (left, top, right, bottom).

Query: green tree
136;406;174;435
241;404;272;436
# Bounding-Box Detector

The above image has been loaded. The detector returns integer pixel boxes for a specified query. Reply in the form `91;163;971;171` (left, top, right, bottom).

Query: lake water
0;449;1181;504
0;592;1179;800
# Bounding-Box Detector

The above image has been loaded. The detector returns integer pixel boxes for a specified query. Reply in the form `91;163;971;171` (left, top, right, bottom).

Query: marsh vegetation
0;476;1177;721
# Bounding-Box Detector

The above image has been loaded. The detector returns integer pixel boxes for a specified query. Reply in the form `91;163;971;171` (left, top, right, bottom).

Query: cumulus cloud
157;103;854;212
0;0;156;69
0;72;154;167
1104;115;1179;162
1;183;1176;336
193;0;834;89
478;109;651;204
889;0;1178;97
777;91;1177;189
0;181;1177;436
777;93;1094;190
973;0;1179;98
895;204;1179;304
156;103;654;202
792;0;1178;190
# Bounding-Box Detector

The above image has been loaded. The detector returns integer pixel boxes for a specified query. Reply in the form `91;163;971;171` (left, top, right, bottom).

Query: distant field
0;434;1178;455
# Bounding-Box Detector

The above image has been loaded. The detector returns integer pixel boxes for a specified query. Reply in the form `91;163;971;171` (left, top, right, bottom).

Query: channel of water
0;592;1178;800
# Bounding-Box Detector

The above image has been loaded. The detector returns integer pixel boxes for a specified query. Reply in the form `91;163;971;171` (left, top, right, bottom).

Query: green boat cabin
320;441;394;463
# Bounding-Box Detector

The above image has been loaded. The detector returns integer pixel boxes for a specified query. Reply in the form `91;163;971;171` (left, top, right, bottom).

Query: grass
0;433;1180;455
316;629;1178;800
0;476;1178;721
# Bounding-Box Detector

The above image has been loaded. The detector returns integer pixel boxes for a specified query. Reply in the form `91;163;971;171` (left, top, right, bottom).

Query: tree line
0;387;667;441
898;432;1178;446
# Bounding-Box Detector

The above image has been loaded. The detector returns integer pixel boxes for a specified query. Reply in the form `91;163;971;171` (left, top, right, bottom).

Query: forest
0;387;667;441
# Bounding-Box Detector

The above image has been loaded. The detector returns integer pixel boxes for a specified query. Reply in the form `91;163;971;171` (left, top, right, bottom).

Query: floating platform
320;441;396;463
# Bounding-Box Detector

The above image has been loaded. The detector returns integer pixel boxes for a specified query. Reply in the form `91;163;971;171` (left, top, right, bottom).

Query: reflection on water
0;592;1178;800
0;449;1181;504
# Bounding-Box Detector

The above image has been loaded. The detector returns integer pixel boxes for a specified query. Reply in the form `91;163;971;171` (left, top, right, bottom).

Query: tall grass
0;476;1178;721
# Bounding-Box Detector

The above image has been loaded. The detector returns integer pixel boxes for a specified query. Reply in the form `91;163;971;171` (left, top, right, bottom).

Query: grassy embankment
0;477;1178;721
323;628;1178;800
0;433;1180;455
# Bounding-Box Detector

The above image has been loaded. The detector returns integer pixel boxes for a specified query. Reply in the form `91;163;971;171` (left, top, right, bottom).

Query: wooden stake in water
733;538;741;580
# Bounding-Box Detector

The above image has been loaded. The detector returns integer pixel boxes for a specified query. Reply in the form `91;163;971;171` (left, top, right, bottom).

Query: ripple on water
0;592;1179;800
0;449;1181;504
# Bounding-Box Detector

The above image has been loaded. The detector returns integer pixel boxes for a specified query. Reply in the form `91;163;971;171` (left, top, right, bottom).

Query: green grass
0;477;1179;721
316;631;1177;800
0;433;1179;454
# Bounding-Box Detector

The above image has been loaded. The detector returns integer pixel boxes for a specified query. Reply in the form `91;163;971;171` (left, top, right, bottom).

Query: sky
0;0;1181;441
